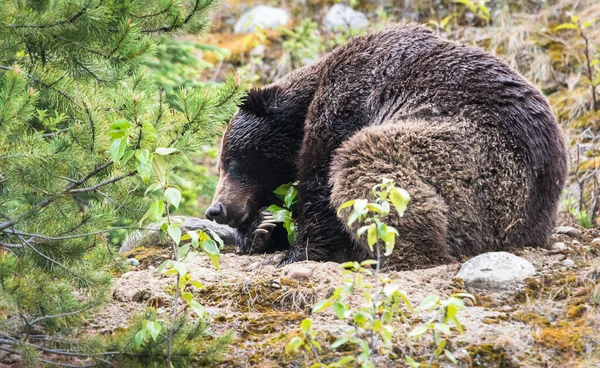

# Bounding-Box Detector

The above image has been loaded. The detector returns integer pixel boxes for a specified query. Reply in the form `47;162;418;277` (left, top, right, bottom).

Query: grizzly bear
205;24;567;269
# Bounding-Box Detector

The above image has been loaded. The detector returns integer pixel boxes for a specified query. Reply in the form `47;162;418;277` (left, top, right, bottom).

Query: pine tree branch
67;170;137;193
16;235;91;284
3;226;155;241
29;307;92;326
0;344;98;368
7;1;95;29
141;0;212;33
130;1;175;19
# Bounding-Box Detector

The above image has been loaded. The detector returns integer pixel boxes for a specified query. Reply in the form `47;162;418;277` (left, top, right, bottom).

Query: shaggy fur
209;24;568;269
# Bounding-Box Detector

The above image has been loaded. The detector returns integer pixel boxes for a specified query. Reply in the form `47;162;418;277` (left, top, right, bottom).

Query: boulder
234;6;290;33
119;216;236;253
456;252;536;291
553;226;582;238
324;4;368;31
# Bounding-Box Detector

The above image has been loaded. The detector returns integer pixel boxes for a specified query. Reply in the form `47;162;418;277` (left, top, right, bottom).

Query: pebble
551;242;567;251
553;226;582;238
324;4;369;31
127;258;140;267
234;6;290;33
456;252;536;291
591;238;600;244
287;265;312;281
561;258;575;267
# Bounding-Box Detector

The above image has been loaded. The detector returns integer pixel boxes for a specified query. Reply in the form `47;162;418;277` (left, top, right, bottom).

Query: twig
67;170;137;193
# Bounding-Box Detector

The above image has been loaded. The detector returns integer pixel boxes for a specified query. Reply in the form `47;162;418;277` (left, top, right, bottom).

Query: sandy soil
77;227;600;367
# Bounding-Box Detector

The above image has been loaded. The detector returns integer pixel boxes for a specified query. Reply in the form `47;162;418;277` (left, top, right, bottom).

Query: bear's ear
239;85;282;117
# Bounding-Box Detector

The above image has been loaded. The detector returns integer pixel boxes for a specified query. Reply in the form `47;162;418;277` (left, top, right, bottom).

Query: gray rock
127;258;140;267
551;242;567;251
119;216;236;253
456;252;536;291
286;265;312;281
234;6;290;33
591;238;600;244
325;4;369;31
561;258;575;267
553;226;582;238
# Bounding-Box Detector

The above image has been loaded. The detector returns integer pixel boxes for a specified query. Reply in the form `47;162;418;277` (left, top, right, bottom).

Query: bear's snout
205;203;226;224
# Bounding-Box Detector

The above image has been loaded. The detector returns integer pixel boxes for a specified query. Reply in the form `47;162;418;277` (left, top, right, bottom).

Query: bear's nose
205;203;226;223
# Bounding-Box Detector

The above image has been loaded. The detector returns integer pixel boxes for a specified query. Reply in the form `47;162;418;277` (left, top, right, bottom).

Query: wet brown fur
212;24;568;269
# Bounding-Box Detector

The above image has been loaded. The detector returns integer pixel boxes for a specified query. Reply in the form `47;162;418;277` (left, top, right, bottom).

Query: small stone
324;4;369;31
553;226;582;238
561;258;575;267
551;242;567;251
591;238;600;244
456;252;536;291
287;265;312;281
127;258;140;267
234;6;290;33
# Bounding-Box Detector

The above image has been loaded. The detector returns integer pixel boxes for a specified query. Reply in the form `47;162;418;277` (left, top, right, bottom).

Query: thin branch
29;306;92;325
4;226;155;241
67;170;137;193
16;235;90;284
0;344;97;368
130;1;174;19
141;0;209;33
7;2;92;29
41;128;70;138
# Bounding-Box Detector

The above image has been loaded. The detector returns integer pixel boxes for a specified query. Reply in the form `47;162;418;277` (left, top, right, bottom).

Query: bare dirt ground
80;226;600;367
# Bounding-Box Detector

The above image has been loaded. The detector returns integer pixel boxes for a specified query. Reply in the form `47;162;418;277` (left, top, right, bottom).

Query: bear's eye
226;160;238;175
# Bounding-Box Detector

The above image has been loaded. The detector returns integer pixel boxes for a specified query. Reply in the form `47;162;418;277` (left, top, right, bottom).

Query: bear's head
205;85;306;228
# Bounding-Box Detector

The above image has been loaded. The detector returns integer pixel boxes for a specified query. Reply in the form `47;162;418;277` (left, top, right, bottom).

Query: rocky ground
77;224;600;367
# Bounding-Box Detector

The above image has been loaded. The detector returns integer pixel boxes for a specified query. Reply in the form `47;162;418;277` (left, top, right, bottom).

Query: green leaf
135;148;151;163
285;336;303;353
122;150;134;164
207;229;225;248
155;147;179;155
109;119;131;139
555;23;580;31
167;224;181;246
389;187;411;216
156;260;169;274
146;321;161;341
190;280;204;289
416;294;440;312
200;239;220;270
312;299;331;313
152;155;167;185
434;323;451;335
408;324;429;339
367;223;377;249
337;199;355;215
300;318;312;333
266;204;286;213
135;149;152;181
330;336;350;349
135;329;147;348
332;302;346;320
405;356;421;368
172;261;187;276
177;243;190;259
353;199;368;212
109;138;127;164
164;187;182;209
181;291;193;302
444;349;458;365
384;230;396;256
189;300;206;318
144;183;160;196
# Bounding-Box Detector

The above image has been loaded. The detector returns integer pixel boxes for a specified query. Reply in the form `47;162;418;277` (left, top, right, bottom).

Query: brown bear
205;24;568;269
